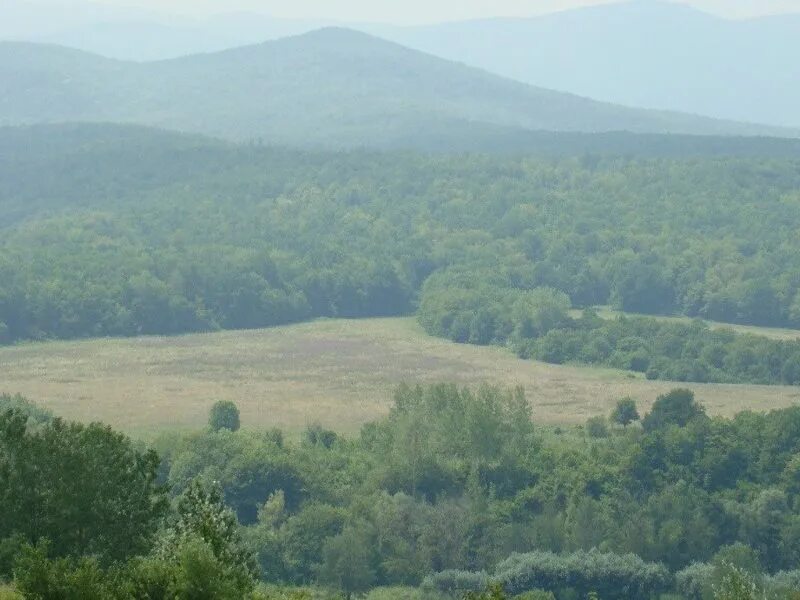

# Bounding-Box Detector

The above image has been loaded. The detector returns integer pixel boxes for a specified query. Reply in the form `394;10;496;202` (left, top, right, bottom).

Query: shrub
586;416;609;438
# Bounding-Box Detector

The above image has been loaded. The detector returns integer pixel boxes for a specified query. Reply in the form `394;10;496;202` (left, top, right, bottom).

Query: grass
1;317;798;436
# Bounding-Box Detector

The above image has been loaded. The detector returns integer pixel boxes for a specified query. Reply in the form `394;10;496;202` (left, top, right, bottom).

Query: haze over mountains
376;2;800;129
4;0;800;129
1;27;796;150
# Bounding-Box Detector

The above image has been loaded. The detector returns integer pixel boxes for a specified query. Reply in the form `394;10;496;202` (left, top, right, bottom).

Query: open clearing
1;317;798;436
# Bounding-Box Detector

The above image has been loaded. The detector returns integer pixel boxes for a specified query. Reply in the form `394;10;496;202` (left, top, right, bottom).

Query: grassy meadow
1;317;798;436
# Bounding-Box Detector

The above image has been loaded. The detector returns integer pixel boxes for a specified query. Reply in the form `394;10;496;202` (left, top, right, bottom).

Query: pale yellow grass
1;318;798;436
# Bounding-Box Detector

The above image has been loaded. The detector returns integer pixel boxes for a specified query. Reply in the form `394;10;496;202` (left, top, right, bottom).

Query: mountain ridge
1;27;797;149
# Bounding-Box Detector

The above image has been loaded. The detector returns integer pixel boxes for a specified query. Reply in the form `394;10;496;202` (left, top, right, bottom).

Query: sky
29;0;800;23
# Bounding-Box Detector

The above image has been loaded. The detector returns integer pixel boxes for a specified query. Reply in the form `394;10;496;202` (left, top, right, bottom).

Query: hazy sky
48;0;800;23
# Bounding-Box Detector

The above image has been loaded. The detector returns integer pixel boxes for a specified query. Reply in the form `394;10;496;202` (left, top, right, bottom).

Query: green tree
642;389;706;432
317;525;376;597
157;480;259;595
610;398;640;428
209;401;241;432
12;542;109;600
0;409;167;566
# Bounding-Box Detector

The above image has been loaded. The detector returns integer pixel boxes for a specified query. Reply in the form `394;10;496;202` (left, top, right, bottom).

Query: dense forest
2;125;800;386
3;386;800;598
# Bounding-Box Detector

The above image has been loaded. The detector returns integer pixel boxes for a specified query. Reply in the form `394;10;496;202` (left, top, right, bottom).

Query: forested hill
0;29;796;149
5;122;800;226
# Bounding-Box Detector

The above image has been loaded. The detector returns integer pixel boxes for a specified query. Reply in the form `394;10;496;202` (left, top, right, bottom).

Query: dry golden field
1;317;798;436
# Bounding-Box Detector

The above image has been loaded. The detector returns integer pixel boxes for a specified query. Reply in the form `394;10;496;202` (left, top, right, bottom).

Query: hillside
374;1;800;128
0;29;795;148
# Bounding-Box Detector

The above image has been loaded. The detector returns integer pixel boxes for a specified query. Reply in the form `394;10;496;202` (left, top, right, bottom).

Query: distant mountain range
6;1;798;129
0;28;795;150
373;1;800;129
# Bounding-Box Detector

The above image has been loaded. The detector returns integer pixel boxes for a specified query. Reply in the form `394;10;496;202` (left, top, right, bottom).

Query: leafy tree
642;389;706;432
316;525;377;596
12;542;109;600
157;480;259;594
210;401;241;432
0;409;167;567
610;398;640;428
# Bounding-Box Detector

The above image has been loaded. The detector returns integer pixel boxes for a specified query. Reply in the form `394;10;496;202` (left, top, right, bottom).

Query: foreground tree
156;481;259;594
13;480;260;599
0;408;167;570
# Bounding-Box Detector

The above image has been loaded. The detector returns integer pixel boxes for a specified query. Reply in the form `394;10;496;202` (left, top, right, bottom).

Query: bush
12;542;110;600
585;416;609;438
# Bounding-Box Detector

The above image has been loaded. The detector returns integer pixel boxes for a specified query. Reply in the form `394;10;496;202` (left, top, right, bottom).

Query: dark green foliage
11;485;261;600
365;384;537;500
316;525;377;595
12;542;110;600
421;286;800;386
0;408;167;571
210;400;241;432
511;591;555;600
642;389;706;432
166;429;308;525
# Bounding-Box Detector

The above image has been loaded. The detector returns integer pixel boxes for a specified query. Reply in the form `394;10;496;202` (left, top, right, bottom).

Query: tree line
418;281;800;385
